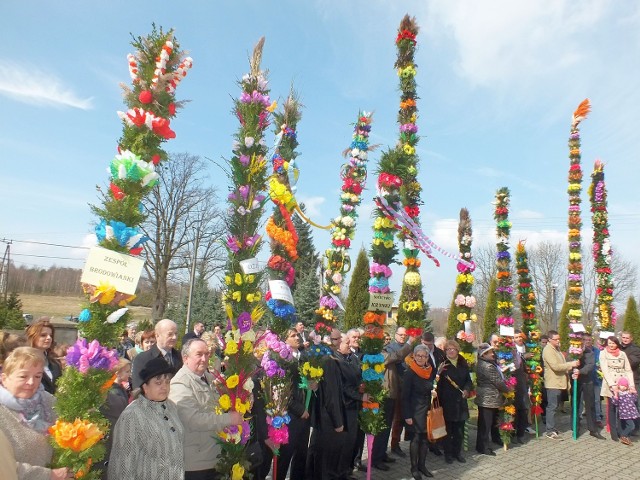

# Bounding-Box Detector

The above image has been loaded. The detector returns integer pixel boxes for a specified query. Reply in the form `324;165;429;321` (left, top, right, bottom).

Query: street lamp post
552;283;558;330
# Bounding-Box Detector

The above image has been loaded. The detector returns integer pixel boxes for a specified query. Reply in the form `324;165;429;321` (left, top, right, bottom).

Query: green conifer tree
622;296;640;341
483;277;498;341
446;296;458;340
293;270;320;326
344;247;371;330
558;291;571;351
293;203;320;293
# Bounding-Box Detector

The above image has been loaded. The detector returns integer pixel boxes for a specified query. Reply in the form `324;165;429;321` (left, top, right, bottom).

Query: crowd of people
0;317;639;480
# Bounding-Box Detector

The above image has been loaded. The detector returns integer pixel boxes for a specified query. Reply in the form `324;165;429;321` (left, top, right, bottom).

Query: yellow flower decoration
219;394;231;411
232;291;242;302
225;340;238;355
226;374;240;389
243;341;253;354
235;397;248;414
234;273;243;285
94;281;116;305
232;463;245;480
403;144;415;155
246;291;261;303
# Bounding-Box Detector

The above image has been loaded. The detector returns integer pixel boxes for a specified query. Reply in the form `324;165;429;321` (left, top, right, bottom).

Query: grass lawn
20;294;152;323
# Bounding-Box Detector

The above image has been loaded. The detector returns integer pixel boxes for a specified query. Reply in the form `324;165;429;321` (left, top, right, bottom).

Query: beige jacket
542;344;574;390
0;403;54;480
0;429;18;480
600;349;635;398
169;366;235;472
383;341;415;399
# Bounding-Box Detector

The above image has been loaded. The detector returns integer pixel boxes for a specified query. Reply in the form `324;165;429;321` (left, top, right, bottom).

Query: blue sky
2;0;639;309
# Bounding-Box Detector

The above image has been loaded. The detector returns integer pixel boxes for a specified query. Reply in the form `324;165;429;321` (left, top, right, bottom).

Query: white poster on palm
239;257;262;274
367;293;394;313
81;246;145;295
499;325;515;337
268;280;294;306
599;331;615;339
569;323;586;333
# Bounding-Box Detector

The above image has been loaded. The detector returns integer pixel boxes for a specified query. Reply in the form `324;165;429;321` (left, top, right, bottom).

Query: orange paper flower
49;419;104;453
100;374;117;393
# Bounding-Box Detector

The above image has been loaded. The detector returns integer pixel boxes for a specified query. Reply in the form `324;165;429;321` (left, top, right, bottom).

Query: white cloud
0;60;93;109
426;0;609;89
297;196;326;219
516;209;544;219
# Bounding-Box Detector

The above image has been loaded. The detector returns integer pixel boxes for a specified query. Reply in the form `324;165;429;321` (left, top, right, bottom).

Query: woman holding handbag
437;340;473;464
402;344;435;479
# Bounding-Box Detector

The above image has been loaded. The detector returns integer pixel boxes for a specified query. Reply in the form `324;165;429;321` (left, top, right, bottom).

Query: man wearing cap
132;319;183;390
169;338;243;480
542;330;579;439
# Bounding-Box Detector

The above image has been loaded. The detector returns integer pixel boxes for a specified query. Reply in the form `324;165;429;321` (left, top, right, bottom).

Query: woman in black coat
402;344;435;479
436;340;473;464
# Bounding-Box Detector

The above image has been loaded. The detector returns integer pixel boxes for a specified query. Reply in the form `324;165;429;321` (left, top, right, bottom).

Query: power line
8;239;90;250
11;253;86;260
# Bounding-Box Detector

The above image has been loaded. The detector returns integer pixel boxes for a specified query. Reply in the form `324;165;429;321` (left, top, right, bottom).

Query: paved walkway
353;412;638;480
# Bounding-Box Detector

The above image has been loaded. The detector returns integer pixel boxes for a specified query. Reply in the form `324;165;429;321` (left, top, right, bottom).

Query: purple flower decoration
226;236;240;254
239;154;250;166
237;312;252;335
239;185;250;200
320;295;338;309
66;338;118;374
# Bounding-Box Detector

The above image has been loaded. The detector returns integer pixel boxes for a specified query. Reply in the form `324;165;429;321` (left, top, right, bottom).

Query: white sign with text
367;293;394;313
81;246;145;295
239;257;262;274
499;325;515;337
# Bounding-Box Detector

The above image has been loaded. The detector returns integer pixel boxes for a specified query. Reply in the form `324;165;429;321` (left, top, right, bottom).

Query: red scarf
606;346;620;357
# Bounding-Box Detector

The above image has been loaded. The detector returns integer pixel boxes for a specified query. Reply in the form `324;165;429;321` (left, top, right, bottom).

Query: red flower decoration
110;182;125;200
168;103;176;116
151;117;176;139
138;90;153;104
151;154;161;165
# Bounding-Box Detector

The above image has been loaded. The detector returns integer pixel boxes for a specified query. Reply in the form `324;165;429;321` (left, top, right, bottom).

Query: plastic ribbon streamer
375;196;475;269
293;204;332;230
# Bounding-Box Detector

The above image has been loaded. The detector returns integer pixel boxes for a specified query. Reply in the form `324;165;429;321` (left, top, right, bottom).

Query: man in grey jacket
169;339;242;480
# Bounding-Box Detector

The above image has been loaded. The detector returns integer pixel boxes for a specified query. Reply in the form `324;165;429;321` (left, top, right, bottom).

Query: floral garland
566;99;590;357
395;15;426;337
515;241;544;426
52;27;192;479
219;38;273;479
266;93;301;336
259;330;294;447
589;159;616;331
493;187;517;445
314;112;373;337
263;93;302;452
452;208;477;366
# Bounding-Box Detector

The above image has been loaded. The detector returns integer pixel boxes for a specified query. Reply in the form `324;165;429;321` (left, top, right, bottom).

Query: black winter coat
436;355;472;422
402;365;435;434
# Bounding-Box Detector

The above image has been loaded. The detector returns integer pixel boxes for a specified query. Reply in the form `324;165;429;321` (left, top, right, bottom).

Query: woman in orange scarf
402;344;435;479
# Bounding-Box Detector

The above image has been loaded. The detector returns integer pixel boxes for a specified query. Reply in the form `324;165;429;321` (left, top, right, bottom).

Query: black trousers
575;380;597;433
476;406;498;453
443;420;465;457
308;427;346;480
277;415;310;480
607;397;621;441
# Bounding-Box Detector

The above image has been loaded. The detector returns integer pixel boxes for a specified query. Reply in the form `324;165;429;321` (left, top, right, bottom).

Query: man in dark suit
131;319;182;389
182;322;205;343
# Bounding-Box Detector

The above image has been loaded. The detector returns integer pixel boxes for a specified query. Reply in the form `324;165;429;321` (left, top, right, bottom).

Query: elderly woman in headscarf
437;339;473;464
475;342;511;456
0;347;73;479
402;343;435;479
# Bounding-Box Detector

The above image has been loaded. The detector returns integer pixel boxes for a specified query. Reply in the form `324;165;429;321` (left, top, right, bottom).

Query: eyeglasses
446;348;458;352
414;354;427;358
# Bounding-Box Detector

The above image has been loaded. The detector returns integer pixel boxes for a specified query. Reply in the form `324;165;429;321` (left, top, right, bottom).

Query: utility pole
0;240;11;302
